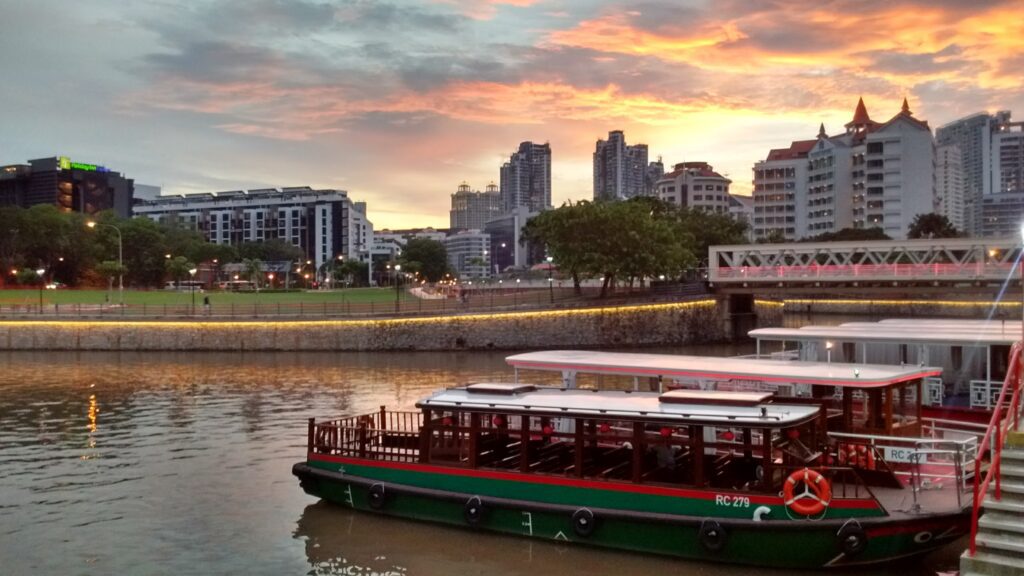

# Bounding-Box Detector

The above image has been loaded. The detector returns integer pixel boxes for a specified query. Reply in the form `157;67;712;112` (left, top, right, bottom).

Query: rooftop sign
58;156;110;173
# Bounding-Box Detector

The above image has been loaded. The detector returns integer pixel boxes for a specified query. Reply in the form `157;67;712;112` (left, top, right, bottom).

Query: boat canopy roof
417;384;821;427
505;350;939;388
750;318;1020;347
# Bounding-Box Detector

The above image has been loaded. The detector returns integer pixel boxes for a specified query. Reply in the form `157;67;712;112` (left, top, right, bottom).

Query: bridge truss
709;237;1023;284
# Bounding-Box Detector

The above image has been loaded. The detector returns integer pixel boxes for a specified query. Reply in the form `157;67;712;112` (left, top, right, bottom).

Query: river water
0;338;962;575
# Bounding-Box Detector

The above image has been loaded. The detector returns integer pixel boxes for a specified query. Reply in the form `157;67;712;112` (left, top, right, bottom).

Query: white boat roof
749;320;1020;346
418;384;821;427
505;350;938;388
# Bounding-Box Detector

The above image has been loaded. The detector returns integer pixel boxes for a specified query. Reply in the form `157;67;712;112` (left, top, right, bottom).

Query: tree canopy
522;198;745;295
400;238;449;282
907;213;960;239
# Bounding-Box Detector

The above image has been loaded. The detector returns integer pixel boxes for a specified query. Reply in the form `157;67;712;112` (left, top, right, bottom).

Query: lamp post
188;268;197;314
86;221;124;306
394;264;402;313
36;268;45;314
546;256;554;304
826;341;833;364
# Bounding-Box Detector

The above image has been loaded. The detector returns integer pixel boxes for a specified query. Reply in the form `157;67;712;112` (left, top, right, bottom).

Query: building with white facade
754;98;936;240
450;182;502;231
729;195;754;240
444;230;491;279
655;162;732;213
593;131;653;200
935;144;966;231
751;139;813;241
500;142;551;213
133;187;371;270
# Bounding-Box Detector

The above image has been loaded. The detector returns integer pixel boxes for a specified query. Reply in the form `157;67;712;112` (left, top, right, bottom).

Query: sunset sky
2;0;1023;229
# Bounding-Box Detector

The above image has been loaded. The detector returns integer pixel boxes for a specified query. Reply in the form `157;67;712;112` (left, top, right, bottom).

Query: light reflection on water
0;345;961;575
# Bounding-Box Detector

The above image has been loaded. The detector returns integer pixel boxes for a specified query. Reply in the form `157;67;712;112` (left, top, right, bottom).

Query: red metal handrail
969;341;1024;556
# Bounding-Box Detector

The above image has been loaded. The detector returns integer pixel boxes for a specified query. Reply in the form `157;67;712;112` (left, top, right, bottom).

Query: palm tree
243;258;263;291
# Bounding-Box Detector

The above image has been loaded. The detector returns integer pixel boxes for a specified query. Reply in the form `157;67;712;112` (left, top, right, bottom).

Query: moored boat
293;359;973;569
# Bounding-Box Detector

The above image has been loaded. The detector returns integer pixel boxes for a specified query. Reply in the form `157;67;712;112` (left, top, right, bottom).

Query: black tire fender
837;523;868;556
368;483;386;510
698;519;728;552
464;496;484;525
572;508;596;537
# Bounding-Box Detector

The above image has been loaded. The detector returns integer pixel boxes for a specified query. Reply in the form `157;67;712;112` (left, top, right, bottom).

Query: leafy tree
164;256;195;286
95;260;128;298
334;259;369;287
400;238;449;282
672;207;748;268
907;213;959;239
242;258;263;290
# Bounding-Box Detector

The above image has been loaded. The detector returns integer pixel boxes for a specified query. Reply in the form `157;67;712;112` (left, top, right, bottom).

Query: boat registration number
714;495;750;508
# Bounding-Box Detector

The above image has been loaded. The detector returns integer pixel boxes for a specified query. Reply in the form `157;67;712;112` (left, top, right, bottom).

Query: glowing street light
35;268;45;313
188;267;198;313
86;220;124;306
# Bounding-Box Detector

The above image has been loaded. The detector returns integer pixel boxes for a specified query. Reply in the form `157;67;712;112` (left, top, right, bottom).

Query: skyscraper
499;142;551;213
935;144;966;231
593;130;651;200
449;182;502;231
936;111;1023;235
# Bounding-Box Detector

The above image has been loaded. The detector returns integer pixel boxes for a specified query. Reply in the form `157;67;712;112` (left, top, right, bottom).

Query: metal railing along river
0;284;711;320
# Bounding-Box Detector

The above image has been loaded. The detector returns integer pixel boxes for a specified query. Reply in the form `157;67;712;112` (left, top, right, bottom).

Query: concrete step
977;530;1024;558
999;480;1024;496
998;463;1024;481
1002;448;1024;463
983;496;1024;514
961;549;1024;576
980;511;1024;537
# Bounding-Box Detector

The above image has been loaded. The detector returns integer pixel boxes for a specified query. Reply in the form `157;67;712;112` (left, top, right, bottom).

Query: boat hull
293;460;969;569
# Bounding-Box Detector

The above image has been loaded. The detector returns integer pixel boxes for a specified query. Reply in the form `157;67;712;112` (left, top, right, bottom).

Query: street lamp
826;341;834;365
188;267;197;314
394;264;402;313
35;268;45;314
86;221;124;306
546;256;554;303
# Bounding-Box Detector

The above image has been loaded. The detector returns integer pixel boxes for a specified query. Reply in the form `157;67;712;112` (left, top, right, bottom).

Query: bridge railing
714;262;1017;283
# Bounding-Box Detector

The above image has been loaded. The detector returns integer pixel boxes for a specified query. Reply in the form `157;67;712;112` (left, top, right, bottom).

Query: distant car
45;282;63;290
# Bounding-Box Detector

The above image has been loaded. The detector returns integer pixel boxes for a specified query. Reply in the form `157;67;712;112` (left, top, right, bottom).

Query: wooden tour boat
293;356;978;569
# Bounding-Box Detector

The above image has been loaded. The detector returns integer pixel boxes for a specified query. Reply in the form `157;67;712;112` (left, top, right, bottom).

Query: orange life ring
783;468;832;516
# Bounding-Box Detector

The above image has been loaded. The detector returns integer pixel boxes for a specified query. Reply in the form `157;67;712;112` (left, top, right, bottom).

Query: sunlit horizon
2;0;1022;229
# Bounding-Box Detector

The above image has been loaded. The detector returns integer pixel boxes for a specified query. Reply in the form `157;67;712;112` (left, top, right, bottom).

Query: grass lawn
0;287;414;306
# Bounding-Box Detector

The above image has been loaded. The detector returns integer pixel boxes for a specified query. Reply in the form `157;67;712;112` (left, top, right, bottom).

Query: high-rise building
936;111;1024;235
593;131;651;200
655;162;732;213
0;156;134;217
450;182;502;231
500;142;551;213
935;144;966;231
444;230;491;279
754;98;936;240
752;140;814;241
133;187;371;269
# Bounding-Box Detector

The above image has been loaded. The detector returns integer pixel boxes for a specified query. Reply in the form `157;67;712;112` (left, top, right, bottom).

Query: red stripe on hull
308;453;881;511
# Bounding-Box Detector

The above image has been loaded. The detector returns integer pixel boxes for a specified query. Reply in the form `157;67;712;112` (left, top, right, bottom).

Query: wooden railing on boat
968;341;1024;556
308;407;423;463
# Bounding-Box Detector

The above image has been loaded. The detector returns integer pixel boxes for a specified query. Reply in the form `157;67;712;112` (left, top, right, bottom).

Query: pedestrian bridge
709;237;1022;285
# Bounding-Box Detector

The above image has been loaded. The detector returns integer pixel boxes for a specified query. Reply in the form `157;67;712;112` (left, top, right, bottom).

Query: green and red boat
293;357;973;569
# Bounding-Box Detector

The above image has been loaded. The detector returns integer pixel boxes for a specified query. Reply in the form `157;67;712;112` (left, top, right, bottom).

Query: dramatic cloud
1;0;1023;227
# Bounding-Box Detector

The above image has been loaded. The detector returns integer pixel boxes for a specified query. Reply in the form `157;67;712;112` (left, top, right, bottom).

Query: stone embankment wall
0;300;748;351
782;298;1016;318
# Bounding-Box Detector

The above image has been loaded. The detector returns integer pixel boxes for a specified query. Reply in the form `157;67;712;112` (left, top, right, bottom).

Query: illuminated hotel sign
58;156;110;173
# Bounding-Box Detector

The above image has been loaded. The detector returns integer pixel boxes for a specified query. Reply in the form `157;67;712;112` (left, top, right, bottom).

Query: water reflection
0;345;962;575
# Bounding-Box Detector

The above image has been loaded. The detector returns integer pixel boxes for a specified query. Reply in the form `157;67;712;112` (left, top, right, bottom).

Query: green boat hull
294;458;969;569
